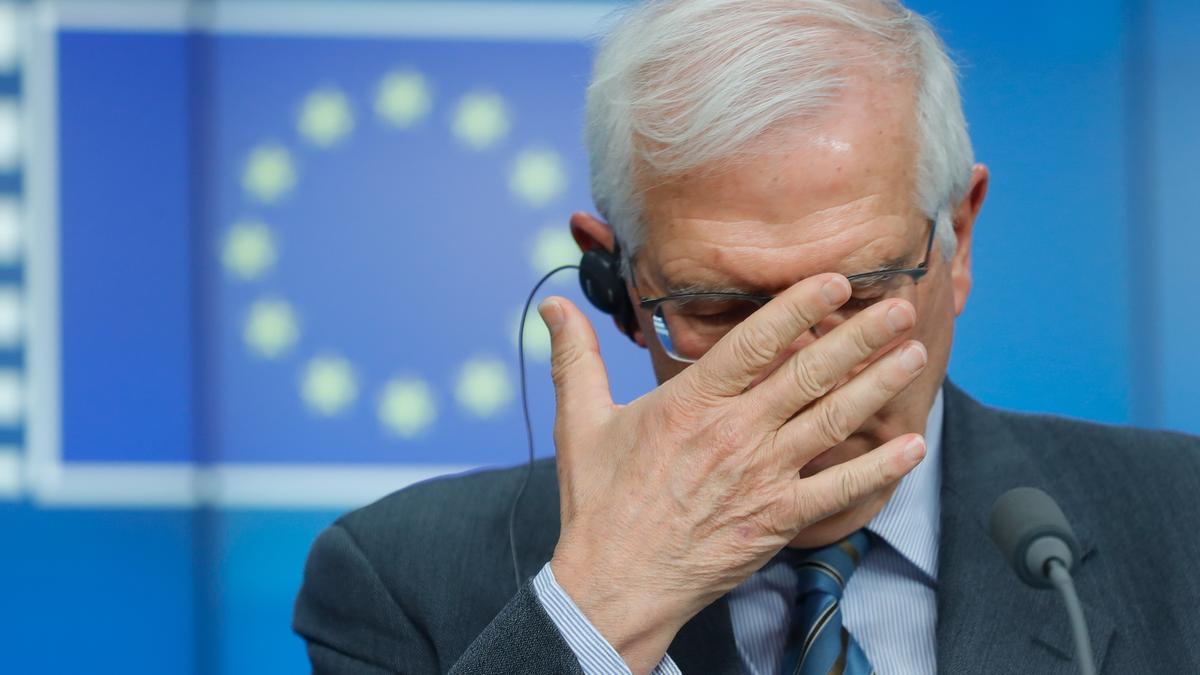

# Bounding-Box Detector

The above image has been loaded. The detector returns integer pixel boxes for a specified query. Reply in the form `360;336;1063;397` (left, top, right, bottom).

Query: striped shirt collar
865;386;944;582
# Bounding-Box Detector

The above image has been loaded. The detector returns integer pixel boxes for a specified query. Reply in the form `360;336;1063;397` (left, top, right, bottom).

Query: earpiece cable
510;264;581;589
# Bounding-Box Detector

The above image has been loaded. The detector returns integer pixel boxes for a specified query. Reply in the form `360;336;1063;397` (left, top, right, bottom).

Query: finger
683;273;851;399
789;433;926;524
540;297;615;421
775;338;927;466
749;298;918;425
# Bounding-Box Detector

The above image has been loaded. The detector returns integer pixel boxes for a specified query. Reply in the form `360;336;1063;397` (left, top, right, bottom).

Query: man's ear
569;211;615;253
949;164;989;317
568;212;647;347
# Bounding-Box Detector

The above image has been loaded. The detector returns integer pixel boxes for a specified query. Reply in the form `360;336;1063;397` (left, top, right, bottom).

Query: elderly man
294;1;1200;673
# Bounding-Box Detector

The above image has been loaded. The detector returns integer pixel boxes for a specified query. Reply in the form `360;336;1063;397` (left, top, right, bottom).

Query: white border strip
32;463;481;509
26;1;63;490
48;0;189;32
200;463;482;509
33;462;198;507
51;0;624;41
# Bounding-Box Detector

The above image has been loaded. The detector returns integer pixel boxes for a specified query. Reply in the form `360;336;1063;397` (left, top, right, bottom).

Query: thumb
539;296;614;420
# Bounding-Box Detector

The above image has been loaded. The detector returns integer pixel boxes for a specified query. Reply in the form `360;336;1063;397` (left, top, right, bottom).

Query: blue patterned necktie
779;530;874;675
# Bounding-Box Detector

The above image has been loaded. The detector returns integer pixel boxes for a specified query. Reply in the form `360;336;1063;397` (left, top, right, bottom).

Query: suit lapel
936;382;1115;674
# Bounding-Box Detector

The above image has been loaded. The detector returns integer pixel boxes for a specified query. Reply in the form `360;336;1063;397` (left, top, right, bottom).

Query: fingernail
899;342;927;373
904;436;926;463
539;299;564;333
886;304;915;332
821;277;850;306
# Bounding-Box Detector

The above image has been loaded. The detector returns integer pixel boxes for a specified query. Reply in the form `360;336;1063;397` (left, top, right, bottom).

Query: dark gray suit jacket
294;382;1200;673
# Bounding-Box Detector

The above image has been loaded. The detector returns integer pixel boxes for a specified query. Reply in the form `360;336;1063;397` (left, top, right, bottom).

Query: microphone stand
1045;558;1096;675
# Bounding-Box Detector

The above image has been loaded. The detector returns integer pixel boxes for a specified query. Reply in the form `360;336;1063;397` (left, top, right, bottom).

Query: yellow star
300;355;358;416
222;221;277;281
529;225;580;279
242;144;296;204
510;148;567;207
455;358;513;418
378;377;438;438
244;298;299;359
452;91;510;150
376;70;433;129
298;87;354;148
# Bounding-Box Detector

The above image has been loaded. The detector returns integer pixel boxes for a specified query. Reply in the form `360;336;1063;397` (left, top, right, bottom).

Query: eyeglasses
638;219;937;363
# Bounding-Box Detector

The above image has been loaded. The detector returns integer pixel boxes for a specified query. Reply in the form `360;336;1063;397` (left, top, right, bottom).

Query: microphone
989;487;1096;675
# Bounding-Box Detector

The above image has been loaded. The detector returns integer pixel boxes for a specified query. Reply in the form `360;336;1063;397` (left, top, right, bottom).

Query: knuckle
771;494;800;536
848;320;878;356
667;374;721;413
791;486;821;522
791;350;835;400
876;452;900;483
733;323;782;369
549;341;599;390
783;286;824;323
837;469;860;509
549;346;581;385
549;348;576;386
813;400;853;446
782;301;821;339
808;483;842;518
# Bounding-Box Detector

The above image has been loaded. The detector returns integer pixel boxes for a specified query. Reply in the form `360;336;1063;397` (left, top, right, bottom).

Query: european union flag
51;14;654;507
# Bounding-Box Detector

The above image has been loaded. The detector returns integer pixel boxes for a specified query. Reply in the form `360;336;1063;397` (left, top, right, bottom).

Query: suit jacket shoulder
990;400;1200;465
294;460;575;674
340;459;562;585
952;390;1200;551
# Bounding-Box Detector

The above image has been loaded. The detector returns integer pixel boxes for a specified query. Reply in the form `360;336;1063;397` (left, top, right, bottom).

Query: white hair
585;0;974;269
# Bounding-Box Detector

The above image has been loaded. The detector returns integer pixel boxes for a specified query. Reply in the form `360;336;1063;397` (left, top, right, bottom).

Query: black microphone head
989;487;1081;589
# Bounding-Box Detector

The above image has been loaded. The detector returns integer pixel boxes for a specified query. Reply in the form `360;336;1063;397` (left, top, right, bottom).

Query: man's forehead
630;69;922;294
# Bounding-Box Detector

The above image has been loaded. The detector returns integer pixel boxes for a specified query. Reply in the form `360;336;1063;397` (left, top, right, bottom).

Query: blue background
1;1;1197;672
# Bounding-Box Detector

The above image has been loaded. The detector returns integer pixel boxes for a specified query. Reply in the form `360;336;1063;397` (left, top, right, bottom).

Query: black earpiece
578;243;637;339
